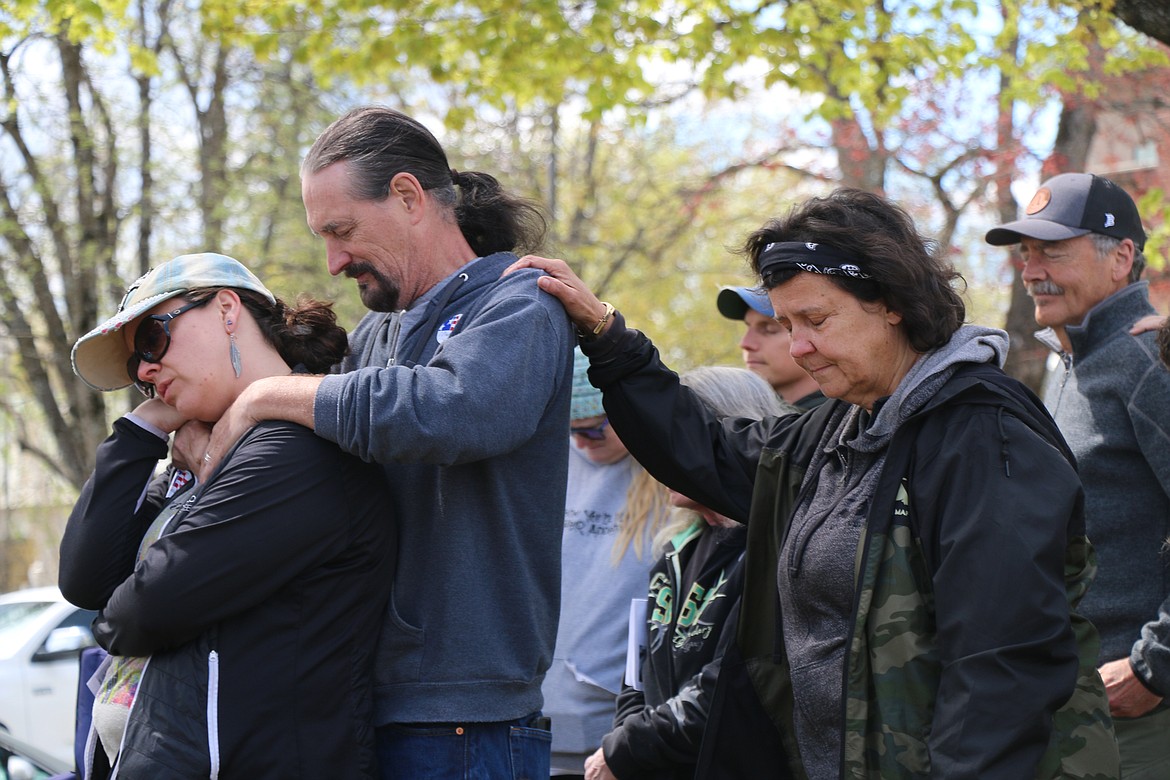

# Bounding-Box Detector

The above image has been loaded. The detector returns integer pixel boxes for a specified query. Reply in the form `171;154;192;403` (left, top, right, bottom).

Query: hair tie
450;168;461;186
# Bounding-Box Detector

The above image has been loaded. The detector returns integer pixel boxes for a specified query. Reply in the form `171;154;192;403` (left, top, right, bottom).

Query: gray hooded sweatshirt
314;252;575;726
778;324;1008;780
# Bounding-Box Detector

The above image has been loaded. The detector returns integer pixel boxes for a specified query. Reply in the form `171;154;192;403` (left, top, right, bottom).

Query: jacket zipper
385;313;403;367
207;649;220;779
659;545;682;682
787;446;849;578
1051;352;1073;414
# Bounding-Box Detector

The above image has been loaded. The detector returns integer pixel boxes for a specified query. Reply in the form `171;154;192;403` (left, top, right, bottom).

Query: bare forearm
204;374;323;474
241;374;322;428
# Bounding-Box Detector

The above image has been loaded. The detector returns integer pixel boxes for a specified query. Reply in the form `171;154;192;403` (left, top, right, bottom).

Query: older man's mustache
345;262;376;279
1026;280;1065;297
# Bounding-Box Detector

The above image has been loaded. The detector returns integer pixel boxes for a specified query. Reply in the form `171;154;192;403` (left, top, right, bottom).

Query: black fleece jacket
61;418;395;779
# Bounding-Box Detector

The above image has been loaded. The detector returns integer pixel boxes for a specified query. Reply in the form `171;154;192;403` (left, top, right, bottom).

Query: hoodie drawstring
399;272;469;368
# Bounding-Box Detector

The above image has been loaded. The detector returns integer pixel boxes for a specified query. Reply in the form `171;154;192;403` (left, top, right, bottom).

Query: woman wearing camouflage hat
60;252;394;778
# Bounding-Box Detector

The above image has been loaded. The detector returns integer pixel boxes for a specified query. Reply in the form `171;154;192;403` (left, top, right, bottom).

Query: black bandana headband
757;241;872;280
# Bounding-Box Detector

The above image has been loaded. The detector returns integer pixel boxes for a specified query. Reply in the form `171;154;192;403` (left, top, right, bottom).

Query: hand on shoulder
1129;314;1166;336
202;374;322;475
502;255;616;338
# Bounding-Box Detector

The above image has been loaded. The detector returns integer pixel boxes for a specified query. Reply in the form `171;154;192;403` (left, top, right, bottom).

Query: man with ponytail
206;106;575;779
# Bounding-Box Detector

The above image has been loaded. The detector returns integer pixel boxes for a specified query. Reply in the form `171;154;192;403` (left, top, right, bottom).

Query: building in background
1082;56;1170;308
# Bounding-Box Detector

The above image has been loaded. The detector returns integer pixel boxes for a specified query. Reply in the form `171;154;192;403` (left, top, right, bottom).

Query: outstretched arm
508;253;784;523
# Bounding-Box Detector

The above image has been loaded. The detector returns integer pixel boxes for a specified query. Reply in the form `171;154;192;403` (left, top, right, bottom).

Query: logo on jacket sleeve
436;313;463;344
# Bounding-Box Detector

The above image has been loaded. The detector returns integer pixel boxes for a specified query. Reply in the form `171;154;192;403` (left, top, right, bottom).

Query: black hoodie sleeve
59;417;172;610
583;315;798;524
91;423;382;656
603;599;742;778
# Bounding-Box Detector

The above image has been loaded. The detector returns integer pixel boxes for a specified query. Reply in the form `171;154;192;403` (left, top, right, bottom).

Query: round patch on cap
1026;188;1052;215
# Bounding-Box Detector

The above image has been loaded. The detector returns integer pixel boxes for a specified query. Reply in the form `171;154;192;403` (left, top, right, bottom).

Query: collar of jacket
407;251;518;315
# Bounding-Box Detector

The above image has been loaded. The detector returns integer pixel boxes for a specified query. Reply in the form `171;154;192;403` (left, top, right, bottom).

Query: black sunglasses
125;297;211;397
570;418;610;441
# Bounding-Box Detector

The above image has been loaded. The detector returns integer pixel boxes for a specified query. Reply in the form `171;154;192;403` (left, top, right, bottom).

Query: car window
53;607;97;634
0;738;64;779
0;602;56;658
38;607;98;655
0;601;55;630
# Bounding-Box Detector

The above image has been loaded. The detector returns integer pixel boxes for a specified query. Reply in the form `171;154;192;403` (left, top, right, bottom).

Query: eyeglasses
570;418;610;441
126;354;156;398
125;297;211;397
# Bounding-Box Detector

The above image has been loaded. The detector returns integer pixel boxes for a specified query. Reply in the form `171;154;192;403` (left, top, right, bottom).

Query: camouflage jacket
584;322;1119;779
692;364;1119;780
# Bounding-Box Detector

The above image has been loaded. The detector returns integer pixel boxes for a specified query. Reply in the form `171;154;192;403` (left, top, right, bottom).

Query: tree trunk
995;82;1050;390
831;116;886;194
1044;95;1097;179
199;47;230;248
1111;0;1170;47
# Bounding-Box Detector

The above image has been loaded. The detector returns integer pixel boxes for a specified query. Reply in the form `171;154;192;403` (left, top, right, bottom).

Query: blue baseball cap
716;286;774;320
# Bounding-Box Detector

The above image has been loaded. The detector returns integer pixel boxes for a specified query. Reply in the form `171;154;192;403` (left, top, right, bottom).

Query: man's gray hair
1091;232;1146;283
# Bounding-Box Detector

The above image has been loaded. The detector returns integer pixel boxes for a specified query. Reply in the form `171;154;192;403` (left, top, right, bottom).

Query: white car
0;587;97;766
0;728;71;779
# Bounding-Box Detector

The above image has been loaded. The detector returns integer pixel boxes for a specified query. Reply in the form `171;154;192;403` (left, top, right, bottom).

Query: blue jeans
376;712;552;780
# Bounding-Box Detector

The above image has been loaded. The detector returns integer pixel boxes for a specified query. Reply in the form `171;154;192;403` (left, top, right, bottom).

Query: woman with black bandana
507;189;1119;780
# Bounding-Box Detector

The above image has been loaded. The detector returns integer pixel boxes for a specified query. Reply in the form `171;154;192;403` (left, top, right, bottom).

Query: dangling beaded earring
227;319;242;378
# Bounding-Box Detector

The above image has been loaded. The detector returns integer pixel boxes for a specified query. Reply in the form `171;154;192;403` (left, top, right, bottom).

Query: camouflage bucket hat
71;252;275;392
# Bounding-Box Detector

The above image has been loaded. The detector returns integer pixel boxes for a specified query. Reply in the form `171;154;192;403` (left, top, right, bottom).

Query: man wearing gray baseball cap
987;172;1170;779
